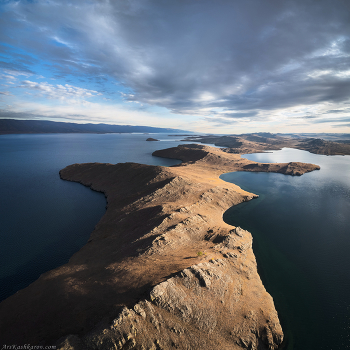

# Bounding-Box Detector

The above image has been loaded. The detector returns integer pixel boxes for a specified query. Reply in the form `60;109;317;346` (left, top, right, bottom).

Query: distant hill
0;119;191;135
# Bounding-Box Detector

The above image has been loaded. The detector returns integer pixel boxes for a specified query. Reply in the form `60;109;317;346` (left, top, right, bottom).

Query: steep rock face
0;144;319;348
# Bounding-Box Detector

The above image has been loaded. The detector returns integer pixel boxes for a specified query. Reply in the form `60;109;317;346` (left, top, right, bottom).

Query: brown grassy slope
181;135;298;154
154;144;320;176
297;138;350;155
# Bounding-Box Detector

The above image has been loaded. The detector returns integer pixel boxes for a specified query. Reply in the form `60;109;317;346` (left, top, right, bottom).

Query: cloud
20;80;102;101
325;110;345;114
332;123;350;128
0;97;192;128
203;116;240;126
314;117;350;124
0;110;43;120
299;115;319;119
2;69;34;78
1;0;350;129
324;108;350;114
218;111;259;119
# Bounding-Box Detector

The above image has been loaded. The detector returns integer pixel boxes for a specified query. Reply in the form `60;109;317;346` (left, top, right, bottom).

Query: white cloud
3;69;33;78
1;99;190;128
1;0;350;132
20;80;102;101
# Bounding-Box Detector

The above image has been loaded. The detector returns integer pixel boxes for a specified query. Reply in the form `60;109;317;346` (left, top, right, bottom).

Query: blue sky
1;0;350;133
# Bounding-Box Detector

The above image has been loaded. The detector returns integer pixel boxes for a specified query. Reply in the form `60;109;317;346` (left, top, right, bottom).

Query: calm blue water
221;148;350;350
0;133;186;302
3;138;349;349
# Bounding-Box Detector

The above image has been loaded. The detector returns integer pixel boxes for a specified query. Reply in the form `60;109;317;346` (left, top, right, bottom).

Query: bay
221;148;350;350
0;133;186;302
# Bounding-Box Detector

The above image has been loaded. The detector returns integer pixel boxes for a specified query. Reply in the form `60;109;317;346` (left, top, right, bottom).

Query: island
0;144;320;349
146;137;160;141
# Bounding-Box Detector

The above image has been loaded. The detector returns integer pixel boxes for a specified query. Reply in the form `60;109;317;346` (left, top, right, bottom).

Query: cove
0;133;185;302
221;148;350;350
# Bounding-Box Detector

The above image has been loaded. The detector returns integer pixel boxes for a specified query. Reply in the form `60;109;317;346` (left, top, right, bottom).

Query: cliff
0;144;320;349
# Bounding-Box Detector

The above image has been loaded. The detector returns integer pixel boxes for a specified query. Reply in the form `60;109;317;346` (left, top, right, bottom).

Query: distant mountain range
0;119;192;135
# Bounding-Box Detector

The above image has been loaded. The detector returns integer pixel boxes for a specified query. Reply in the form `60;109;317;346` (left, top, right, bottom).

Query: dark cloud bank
1;0;350;124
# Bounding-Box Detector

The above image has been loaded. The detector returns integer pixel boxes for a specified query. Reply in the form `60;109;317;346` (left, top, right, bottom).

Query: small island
146;137;160;141
0;144;320;349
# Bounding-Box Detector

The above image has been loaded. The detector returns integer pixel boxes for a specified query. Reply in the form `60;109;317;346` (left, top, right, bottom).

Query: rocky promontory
153;144;320;176
0;144;320;349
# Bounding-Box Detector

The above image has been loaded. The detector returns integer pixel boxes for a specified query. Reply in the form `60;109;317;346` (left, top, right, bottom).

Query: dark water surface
0;133;185;302
221;148;350;350
3;137;350;349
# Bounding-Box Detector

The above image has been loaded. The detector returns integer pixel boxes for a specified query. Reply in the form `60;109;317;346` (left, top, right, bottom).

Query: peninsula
0;144;320;349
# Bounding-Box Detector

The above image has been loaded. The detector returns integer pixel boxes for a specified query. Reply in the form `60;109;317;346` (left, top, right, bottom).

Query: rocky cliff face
0;144;320;348
59;227;282;350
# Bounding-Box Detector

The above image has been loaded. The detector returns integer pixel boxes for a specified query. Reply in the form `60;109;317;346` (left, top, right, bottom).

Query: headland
0;144;320;349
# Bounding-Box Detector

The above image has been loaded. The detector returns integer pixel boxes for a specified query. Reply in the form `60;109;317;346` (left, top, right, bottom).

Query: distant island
182;133;350;155
146;137;159;141
0;119;191;135
0;143;321;349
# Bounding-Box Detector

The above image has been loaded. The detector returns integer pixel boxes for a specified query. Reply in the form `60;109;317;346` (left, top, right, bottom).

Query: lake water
0;133;187;302
2;136;350;349
221;148;350;350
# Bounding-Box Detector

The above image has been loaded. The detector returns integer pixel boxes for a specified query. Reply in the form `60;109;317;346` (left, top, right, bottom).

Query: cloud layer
1;0;350;131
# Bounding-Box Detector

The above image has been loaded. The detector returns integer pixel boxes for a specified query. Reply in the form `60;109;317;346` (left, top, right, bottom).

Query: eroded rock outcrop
58;228;282;350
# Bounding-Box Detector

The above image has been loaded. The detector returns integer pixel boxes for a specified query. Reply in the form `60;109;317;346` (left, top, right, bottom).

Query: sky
0;0;350;134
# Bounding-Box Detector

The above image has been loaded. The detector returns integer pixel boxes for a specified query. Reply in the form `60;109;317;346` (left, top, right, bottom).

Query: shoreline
0;144;320;349
182;134;350;156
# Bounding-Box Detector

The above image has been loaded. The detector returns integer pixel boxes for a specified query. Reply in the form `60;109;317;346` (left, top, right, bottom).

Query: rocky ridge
59;227;283;350
0;144;320;349
153;144;320;176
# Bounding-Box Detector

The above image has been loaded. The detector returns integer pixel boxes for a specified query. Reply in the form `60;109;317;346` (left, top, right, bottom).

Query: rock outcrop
58;228;282;350
0;144;320;348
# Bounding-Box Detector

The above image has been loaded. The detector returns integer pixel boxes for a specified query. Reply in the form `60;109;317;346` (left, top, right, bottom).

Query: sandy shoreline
0;144;320;349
